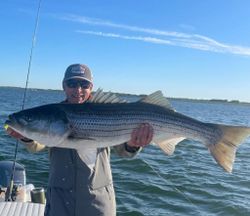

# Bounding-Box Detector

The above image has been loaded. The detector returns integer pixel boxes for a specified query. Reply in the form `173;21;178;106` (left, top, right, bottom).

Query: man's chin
70;97;85;104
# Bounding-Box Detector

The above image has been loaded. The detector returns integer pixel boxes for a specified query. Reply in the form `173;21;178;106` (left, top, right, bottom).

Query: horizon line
1;85;249;104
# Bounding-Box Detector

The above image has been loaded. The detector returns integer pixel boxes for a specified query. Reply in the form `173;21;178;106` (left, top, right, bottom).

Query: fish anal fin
157;137;185;155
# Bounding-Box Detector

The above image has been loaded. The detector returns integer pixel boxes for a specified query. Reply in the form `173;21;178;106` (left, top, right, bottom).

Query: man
7;63;153;216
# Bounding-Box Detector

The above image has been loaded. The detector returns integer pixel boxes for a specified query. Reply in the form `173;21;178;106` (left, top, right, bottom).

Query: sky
1;0;250;102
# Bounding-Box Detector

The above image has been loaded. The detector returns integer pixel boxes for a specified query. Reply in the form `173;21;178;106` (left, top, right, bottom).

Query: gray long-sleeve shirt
40;144;140;216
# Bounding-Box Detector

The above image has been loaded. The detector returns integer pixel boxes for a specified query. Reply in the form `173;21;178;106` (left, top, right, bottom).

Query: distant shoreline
1;86;249;105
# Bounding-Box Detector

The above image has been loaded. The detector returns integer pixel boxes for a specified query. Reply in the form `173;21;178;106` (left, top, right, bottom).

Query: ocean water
0;87;250;216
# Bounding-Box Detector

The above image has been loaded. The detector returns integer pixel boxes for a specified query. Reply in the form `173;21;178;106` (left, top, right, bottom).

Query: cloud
60;14;250;57
76;30;173;45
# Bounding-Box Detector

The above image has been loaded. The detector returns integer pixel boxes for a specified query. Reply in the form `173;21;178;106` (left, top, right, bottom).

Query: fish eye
24;115;33;122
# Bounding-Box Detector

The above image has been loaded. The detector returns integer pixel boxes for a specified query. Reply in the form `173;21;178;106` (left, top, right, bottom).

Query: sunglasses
65;79;91;89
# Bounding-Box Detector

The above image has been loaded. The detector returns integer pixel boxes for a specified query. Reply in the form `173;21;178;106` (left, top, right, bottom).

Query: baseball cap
63;64;93;83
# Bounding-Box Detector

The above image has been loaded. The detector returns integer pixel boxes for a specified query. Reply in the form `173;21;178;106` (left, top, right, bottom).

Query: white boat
0;161;45;216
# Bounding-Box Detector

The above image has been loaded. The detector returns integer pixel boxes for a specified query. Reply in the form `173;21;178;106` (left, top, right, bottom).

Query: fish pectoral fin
157;137;185;155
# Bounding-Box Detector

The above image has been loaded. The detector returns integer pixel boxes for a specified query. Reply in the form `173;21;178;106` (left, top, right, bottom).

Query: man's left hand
127;123;153;148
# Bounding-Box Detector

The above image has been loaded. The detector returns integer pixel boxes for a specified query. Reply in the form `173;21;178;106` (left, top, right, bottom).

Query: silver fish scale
61;103;220;142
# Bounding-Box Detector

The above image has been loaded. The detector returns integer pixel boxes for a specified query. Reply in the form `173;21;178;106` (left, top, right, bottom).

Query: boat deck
0;202;45;216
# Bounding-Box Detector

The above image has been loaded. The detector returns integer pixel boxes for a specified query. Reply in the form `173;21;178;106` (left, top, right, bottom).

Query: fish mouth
4;115;26;137
4;114;17;129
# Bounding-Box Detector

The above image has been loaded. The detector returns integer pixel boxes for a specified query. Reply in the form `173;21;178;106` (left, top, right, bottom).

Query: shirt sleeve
20;138;47;153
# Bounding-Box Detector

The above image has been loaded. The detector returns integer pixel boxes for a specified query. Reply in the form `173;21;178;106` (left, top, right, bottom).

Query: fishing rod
5;0;42;201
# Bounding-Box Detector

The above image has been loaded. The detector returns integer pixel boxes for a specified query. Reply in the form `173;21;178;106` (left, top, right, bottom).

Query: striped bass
5;89;250;173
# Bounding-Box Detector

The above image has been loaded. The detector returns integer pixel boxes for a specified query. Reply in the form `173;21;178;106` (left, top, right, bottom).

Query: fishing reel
1;184;19;201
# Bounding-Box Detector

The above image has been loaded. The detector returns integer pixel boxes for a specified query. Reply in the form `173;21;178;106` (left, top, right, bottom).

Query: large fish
4;89;250;173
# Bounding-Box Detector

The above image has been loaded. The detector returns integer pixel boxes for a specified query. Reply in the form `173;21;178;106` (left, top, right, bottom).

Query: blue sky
1;0;250;102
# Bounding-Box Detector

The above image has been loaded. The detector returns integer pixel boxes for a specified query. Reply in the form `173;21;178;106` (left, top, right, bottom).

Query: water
0;87;250;216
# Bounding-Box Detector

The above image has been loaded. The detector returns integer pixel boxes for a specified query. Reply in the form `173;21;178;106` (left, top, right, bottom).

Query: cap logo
70;65;85;75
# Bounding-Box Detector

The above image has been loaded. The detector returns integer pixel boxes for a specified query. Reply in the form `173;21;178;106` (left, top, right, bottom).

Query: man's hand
127;123;153;148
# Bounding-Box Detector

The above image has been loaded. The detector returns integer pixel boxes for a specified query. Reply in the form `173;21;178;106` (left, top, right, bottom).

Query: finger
147;126;154;143
139;124;150;145
127;128;139;147
135;123;151;146
144;124;153;144
136;124;146;144
130;127;138;142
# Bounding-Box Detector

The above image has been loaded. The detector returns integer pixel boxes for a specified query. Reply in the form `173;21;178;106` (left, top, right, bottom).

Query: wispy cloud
76;30;173;45
60;14;250;56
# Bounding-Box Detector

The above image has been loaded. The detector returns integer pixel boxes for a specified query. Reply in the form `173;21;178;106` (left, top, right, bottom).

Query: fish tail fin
208;124;250;173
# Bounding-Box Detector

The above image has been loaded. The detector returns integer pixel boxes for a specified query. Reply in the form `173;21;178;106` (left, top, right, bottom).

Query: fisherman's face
63;79;92;104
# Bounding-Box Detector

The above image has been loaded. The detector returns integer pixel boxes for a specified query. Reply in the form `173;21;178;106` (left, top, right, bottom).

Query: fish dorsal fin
88;88;127;104
139;90;173;110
